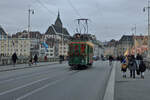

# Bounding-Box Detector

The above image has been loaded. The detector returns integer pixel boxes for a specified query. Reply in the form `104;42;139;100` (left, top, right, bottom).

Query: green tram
68;35;94;69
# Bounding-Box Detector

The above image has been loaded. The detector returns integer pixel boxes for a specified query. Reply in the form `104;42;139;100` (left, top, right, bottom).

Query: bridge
0;60;149;100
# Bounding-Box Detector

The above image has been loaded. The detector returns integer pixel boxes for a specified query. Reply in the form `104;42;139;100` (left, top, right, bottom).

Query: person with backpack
139;60;146;79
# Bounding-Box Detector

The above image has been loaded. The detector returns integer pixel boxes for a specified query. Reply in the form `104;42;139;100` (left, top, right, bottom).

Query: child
121;57;128;78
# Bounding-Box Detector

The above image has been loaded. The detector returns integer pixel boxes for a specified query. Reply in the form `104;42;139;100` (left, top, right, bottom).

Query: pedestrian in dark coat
139;61;146;79
11;53;18;67
29;56;33;66
128;55;137;78
136;53;143;69
34;54;38;65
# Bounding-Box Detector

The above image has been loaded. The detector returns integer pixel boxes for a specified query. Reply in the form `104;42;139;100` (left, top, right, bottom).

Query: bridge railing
0;57;59;66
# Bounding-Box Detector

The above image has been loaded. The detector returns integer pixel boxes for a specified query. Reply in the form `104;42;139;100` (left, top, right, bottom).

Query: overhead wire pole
76;18;89;34
143;1;150;58
67;0;83;34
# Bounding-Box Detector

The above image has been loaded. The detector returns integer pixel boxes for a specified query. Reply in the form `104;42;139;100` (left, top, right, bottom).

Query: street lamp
131;25;137;56
28;8;34;39
143;1;150;58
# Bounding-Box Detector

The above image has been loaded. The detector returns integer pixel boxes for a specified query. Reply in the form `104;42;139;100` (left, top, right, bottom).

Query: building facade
103;39;118;57
116;35;134;56
44;12;70;58
0;38;40;57
0;38;31;57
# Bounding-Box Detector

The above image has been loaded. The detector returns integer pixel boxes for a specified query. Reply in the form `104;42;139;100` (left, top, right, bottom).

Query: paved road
115;61;150;100
0;61;113;100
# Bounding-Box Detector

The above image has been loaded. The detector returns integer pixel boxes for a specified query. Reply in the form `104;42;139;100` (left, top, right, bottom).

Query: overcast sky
0;0;149;41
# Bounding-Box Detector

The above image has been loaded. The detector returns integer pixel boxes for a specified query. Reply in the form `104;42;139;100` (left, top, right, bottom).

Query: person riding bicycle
108;55;113;66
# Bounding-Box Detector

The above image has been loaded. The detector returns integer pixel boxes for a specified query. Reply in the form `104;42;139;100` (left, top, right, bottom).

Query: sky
0;0;149;41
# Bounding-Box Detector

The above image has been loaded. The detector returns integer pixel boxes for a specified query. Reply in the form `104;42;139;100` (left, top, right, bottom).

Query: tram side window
81;44;85;53
69;44;74;55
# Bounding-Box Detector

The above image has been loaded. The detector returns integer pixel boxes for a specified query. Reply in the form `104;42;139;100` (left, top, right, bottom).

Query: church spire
58;10;60;18
55;11;62;28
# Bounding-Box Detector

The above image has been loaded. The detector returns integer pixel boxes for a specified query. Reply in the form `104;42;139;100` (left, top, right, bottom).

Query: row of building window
0;53;29;57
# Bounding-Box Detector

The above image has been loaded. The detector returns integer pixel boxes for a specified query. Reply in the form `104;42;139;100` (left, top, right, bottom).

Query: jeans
130;70;135;78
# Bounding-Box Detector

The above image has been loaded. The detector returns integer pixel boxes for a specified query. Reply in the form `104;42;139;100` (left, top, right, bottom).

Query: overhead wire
35;0;56;17
67;0;81;18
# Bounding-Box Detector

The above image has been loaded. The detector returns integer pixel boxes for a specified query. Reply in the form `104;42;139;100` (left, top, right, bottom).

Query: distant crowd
120;53;146;79
105;54;146;79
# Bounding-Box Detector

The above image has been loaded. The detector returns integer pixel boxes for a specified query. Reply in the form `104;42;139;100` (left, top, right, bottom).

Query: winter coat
128;59;137;71
12;53;18;63
34;55;38;62
136;54;143;60
139;61;146;72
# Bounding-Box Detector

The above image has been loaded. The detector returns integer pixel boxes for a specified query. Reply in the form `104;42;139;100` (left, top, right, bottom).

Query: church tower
54;11;63;28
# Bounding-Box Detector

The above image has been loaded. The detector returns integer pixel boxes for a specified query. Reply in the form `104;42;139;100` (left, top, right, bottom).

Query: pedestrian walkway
115;62;150;100
0;62;58;72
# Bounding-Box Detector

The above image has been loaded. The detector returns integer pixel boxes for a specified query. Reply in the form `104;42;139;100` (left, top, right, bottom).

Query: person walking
128;55;137;78
108;55;113;66
139;60;146;79
11;52;18;67
136;53;143;69
121;56;128;78
29;56;33;66
34;54;38;65
44;55;47;62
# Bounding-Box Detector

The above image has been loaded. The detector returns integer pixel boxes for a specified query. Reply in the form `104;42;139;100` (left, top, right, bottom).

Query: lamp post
28;8;34;39
143;1;150;58
131;25;137;56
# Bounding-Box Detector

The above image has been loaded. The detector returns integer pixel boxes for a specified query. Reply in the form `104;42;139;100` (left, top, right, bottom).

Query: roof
0;26;7;36
119;35;134;42
45;25;70;36
45;12;70;36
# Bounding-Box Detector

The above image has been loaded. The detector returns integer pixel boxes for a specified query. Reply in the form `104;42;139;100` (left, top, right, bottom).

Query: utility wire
67;0;81;17
35;0;56;16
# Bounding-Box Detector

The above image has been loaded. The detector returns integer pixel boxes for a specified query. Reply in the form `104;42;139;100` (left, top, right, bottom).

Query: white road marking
0;65;61;84
0;69;74;96
0;76;50;96
16;78;65;100
103;61;116;100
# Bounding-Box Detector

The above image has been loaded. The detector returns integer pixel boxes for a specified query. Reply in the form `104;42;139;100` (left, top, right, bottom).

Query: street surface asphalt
115;61;150;100
0;61;113;100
